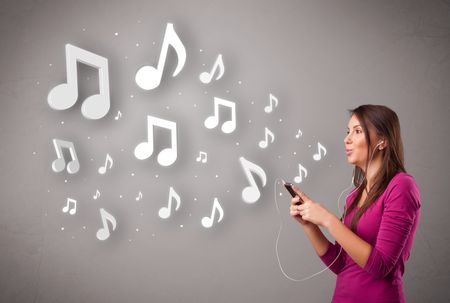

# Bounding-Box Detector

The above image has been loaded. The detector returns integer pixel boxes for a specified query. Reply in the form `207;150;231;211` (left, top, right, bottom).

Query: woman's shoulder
384;171;421;208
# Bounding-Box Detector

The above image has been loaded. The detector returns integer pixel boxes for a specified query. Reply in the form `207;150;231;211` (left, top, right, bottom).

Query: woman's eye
356;129;362;134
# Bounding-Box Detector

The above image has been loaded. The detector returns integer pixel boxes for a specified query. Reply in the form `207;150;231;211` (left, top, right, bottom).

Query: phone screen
284;182;304;204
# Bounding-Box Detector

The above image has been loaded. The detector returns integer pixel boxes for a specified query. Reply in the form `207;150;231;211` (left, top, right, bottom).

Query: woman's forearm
301;223;331;257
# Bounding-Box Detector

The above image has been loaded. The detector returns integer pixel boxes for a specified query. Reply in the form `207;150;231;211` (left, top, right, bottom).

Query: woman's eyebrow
347;125;362;129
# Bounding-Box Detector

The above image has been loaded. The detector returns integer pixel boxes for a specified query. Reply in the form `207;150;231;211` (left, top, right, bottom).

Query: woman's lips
346;149;352;156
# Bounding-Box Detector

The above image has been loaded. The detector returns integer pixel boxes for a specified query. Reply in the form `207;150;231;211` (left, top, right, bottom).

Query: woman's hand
290;186;334;228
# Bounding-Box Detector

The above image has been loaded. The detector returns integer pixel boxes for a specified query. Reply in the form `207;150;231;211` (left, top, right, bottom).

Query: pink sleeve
319;241;345;275
363;176;420;278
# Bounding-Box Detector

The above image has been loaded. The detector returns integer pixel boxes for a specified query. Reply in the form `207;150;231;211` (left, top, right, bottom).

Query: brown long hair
346;105;406;231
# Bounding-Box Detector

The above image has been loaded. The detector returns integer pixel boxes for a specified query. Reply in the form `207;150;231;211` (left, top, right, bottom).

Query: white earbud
376;140;384;150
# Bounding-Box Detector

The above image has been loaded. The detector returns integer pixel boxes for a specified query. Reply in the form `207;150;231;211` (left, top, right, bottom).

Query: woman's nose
344;133;351;144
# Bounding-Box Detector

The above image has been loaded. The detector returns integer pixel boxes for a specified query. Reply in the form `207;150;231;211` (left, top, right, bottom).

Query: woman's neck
361;155;383;191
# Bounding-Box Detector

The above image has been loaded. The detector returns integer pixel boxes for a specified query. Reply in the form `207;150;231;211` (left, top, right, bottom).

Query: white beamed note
239;157;267;203
204;97;236;134
47;44;110;119
135;23;186;90
134;115;178;166
52;139;80;174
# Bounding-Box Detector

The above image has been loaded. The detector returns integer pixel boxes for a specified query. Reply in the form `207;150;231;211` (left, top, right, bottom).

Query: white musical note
196;151;208;163
264;93;278;113
134;115;178;166
295;129;303;139
135;191;143;201
62;198;77;215
47;44;110;119
51;139;80;174
199;54;225;84
98;153;113;174
313;142;327;161
294;164;308;183
93;189;101;200
204;97;236;134
258;127;275;149
135;23;186;90
158;186;181;219
239;157;267;203
96;208;117;241
201;197;224;228
114;110;122;120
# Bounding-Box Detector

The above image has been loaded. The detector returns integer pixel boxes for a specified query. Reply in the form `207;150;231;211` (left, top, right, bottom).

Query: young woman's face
344;115;369;168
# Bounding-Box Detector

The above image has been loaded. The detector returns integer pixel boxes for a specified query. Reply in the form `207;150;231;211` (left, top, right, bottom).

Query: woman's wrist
323;212;339;230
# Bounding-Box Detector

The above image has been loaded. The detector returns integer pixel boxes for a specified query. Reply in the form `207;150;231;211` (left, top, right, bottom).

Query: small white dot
278;155;282;159
49;63;52;67
87;136;91;140
202;63;206;66
178;92;182;95
279;119;283;122
90;158;93;161
152;41;156;45
189;213;192;216
238;80;242;84
83;226;86;230
47;189;50;193
251;101;254;104
166;106;170;110
82;28;86;31
61;227;65;231
155;174;159;178
215;174;219;178
199;49;203;52
204;91;208;94
64;179;67;183
114;32;119;36
124;56;128;60
71;236;75;239
32;151;36;155
152;233;155;237
44;213;48;217
194;198;197;201
236;142;240;146
129;239;132;242
194;175;198;178
137;20;141;23
226;90;230;93
308;145;312;148
131;173;135;177
293;152;297;155
136;228;139;232
130;94;134;98
61;121;64;125
119;195;123;199
226;189;230;193
180;225;183;228
193;104;197;108
248;120;252;123
279;192;283;196
121;148;124;152
136;43;140;47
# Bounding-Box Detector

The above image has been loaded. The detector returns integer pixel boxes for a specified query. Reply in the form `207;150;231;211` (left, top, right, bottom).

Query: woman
290;104;420;303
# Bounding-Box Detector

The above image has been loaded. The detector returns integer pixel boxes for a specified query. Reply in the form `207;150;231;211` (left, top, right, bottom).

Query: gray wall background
1;0;449;302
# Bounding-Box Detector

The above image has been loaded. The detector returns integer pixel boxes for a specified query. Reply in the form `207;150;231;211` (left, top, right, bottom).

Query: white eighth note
201;198;224;228
264;93;278;113
135;23;186;90
47;44;110;120
96;208;117;241
313;142;327;161
239;157;267;204
134;115;178;166
98;153;113;174
159;186;181;219
199;54;225;84
258;127;275;149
